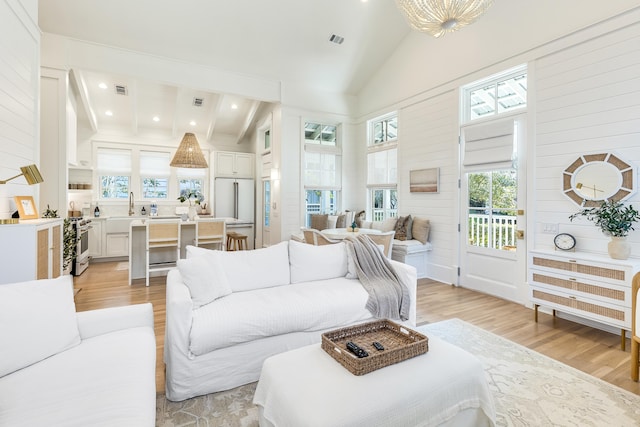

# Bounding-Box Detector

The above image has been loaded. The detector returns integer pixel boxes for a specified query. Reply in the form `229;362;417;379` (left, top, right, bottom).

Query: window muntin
465;67;527;122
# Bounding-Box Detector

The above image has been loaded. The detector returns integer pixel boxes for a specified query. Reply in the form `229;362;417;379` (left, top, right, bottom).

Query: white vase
188;206;197;221
608;236;631;260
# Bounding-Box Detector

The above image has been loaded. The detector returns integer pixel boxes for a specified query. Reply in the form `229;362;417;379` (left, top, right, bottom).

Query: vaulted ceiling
38;0;411;141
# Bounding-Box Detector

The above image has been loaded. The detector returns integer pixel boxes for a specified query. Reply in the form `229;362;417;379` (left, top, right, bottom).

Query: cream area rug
156;318;640;426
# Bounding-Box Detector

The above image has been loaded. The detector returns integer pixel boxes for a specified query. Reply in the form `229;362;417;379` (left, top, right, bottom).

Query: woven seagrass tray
321;319;428;376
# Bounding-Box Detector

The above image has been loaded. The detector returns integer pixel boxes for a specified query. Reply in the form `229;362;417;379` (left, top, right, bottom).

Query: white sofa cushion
0;275;81;378
189;277;373;355
187;241;291;292
0;326;156;426
177;255;232;307
392;239;433;254
289;240;348;284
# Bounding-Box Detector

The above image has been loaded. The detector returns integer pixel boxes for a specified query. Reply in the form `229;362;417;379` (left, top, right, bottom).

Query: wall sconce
0;164;45;224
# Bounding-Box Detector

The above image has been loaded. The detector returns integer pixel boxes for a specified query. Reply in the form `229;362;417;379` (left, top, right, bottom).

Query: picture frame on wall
410;168;439;193
14;196;39;219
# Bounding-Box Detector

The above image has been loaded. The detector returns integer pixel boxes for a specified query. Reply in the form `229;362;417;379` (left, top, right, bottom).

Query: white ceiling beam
235;100;260;144
69;69;98;132
206;94;223;142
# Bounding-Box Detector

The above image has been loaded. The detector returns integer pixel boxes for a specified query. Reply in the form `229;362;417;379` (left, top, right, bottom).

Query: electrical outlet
542;223;558;234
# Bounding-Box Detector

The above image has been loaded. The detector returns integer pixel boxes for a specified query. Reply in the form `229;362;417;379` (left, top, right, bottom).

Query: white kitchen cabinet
104;217;134;257
529;249;640;349
88;219;103;257
0;219;63;284
106;234;129;257
214;151;254;178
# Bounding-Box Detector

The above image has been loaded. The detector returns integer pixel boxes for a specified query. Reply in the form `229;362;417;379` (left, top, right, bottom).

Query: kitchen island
128;217;254;285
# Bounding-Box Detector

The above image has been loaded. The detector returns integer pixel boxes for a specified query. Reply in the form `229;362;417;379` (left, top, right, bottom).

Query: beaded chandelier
395;0;494;38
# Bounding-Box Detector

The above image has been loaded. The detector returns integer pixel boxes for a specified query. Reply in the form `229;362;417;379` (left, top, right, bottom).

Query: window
264;129;271;151
367;113;398;220
264;181;271;227
305;122;337;146
177;168;205;201
464;66;527;123
140;151;170;199
303;121;341;226
372;115;397;144
467;170;517;250
372;189;397;221
97;148;131;199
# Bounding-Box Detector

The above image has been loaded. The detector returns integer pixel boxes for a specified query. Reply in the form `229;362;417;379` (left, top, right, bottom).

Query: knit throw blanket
344;235;410;321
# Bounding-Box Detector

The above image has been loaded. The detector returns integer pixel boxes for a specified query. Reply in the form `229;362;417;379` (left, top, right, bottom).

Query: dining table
320;227;382;240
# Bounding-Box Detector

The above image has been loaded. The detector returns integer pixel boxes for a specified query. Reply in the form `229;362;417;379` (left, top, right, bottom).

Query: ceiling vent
329;34;344;45
193;97;204;107
114;84;128;96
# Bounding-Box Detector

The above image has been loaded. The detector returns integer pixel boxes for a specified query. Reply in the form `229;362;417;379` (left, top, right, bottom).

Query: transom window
305;122;337;146
372;115;397;145
464;66;527;123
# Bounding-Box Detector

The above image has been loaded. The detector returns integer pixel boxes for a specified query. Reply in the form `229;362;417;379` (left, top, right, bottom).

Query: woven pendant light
170;133;208;168
395;0;493;38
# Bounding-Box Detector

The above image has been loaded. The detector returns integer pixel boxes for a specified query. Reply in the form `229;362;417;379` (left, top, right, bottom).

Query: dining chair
146;219;181;286
194;218;226;251
301;228;339;246
367;230;395;258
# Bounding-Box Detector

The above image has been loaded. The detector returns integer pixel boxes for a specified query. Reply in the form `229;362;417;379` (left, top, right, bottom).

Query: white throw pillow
289;240;348;284
177;255;232;307
187;242;291;292
0;275;81;378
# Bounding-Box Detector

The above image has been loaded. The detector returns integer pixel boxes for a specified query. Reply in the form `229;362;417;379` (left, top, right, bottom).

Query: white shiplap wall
0;0;39;212
534;20;640;257
397;90;459;283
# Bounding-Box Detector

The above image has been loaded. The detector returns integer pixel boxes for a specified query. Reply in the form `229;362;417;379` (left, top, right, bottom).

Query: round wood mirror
562;153;634;207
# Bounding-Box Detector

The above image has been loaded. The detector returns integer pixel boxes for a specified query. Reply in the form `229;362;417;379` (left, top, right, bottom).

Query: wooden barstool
226;232;248;251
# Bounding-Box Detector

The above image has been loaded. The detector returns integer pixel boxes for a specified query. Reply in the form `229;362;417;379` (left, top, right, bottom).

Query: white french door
458;115;527;303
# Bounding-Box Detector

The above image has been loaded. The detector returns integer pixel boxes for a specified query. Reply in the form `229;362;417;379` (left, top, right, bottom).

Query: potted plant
569;200;640;259
42;205;76;273
177;190;204;220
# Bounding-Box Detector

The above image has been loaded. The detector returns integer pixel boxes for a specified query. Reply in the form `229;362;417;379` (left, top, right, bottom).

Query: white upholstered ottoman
253;333;495;427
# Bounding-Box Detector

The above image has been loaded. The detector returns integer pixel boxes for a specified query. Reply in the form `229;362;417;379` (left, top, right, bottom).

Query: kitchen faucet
129;192;135;216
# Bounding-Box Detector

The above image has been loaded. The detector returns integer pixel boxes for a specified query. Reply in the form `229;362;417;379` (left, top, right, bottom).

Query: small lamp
0;164;44;224
170;133;208;168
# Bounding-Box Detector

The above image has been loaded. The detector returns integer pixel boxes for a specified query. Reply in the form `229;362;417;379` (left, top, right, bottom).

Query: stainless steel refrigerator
214;178;255;222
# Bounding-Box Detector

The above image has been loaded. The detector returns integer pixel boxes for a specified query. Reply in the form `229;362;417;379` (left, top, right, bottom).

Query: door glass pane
264;181;270;227
467;170;517;250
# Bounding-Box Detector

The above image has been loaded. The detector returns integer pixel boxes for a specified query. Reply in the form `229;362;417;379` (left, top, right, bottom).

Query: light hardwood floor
73;261;640;395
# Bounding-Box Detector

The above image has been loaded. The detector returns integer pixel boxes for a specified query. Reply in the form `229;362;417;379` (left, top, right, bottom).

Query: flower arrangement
177;190;204;206
569;200;640;237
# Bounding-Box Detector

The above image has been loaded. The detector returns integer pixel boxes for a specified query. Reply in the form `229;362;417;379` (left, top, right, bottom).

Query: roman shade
462;118;515;170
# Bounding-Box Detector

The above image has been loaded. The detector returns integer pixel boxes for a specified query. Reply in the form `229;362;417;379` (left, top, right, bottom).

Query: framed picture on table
14;196;39;219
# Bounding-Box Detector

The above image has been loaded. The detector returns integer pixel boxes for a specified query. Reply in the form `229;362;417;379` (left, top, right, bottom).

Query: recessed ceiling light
105;110;113;116
189;120;196;126
98;82;108;89
231;103;238;110
152;116;160;122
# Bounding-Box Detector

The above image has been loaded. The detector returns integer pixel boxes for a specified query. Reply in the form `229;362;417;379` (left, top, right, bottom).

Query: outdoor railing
468;213;517;250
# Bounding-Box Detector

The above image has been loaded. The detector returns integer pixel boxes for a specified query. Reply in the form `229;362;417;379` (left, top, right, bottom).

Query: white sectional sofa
0;275;157;427
164;240;417;401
